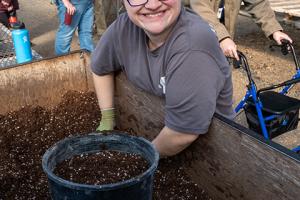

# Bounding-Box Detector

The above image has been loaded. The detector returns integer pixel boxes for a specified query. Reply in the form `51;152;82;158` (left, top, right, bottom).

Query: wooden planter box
0;51;299;200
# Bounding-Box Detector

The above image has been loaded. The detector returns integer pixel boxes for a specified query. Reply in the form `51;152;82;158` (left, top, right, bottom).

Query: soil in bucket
42;133;159;200
54;150;149;185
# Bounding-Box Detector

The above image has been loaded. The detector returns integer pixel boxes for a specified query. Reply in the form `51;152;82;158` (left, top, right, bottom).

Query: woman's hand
1;0;13;11
220;37;239;60
62;0;76;15
7;5;13;11
1;0;10;6
272;31;293;45
96;108;116;132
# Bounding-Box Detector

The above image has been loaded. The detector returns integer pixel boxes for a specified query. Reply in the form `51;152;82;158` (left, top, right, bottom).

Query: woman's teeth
146;12;163;17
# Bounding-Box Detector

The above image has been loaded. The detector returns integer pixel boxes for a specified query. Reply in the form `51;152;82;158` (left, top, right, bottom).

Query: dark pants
0;11;9;28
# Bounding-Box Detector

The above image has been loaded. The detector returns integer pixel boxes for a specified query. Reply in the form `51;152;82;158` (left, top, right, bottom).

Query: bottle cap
10;22;25;30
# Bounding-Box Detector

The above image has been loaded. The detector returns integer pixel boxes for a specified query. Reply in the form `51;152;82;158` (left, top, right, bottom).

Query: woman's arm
190;0;230;41
152;127;199;157
244;0;292;44
92;72;115;110
93;72;116;131
243;0;281;38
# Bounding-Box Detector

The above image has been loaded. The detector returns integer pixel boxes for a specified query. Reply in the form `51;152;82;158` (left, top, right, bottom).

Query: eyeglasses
126;0;167;7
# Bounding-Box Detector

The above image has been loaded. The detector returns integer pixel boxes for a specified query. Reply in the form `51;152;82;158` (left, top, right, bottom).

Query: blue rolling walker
235;40;300;154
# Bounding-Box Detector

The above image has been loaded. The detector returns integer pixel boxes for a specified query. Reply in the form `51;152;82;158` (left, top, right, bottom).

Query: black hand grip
269;39;290;55
280;39;290;45
236;51;255;84
233;59;241;69
269;40;299;71
281;40;290;55
232;51;245;69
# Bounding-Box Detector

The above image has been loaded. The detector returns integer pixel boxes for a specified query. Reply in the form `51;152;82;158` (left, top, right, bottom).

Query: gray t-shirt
91;8;235;134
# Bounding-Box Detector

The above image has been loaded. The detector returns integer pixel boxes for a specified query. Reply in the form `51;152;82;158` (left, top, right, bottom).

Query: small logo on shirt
158;76;166;94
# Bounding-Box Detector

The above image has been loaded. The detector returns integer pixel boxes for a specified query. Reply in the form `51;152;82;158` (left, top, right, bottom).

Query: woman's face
124;0;181;36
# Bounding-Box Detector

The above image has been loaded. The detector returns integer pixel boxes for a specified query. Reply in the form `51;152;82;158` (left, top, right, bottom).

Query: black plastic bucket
42;132;159;200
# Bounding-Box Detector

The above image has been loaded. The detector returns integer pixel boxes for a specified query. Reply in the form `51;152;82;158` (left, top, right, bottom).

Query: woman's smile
125;0;180;35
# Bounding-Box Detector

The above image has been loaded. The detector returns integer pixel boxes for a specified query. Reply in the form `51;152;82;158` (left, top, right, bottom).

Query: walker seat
244;91;300;138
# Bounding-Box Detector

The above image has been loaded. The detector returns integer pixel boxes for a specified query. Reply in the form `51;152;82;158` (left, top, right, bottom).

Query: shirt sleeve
91;22;122;75
243;0;282;37
164;50;227;134
190;0;231;41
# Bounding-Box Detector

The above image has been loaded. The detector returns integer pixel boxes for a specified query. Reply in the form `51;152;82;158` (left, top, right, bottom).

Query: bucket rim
42;132;159;191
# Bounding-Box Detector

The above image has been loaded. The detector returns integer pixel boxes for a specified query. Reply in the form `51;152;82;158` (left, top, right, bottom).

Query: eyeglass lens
127;0;148;7
127;0;168;7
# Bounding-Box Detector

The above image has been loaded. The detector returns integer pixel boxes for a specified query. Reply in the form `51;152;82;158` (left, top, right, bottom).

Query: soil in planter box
0;91;212;200
54;151;149;185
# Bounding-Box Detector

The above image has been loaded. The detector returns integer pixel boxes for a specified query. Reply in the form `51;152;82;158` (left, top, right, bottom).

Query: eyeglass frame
126;0;167;7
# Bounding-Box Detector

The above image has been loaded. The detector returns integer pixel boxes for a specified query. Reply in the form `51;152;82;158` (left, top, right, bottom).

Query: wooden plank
115;72;300;200
272;5;300;10
270;2;300;6
114;72;165;140
269;0;300;17
0;51;92;114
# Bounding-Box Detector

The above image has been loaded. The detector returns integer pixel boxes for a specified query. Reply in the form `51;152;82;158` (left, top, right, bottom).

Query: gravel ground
18;0;80;57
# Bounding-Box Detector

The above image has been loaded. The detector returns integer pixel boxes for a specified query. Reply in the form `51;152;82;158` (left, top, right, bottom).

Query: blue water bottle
12;27;32;64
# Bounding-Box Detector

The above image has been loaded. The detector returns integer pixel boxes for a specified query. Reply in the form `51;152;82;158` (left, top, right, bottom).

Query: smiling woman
124;0;181;50
91;0;235;157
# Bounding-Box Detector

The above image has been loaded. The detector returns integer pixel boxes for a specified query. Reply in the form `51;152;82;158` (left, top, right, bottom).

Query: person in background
189;0;292;60
91;0;235;157
54;0;94;55
93;0;120;39
93;0;107;38
0;0;19;28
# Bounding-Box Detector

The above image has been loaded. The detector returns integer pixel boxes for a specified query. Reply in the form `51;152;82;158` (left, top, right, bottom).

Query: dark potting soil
0;91;212;200
54;151;149;185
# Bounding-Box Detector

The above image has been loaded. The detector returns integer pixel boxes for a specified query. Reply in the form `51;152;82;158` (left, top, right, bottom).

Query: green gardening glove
96;108;116;131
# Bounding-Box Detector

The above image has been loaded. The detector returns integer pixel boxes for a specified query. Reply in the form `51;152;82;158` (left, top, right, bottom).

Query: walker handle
236;51;255;84
269;40;300;70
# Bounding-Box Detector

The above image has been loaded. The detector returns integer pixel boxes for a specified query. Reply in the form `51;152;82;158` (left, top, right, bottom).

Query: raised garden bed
0;91;211;200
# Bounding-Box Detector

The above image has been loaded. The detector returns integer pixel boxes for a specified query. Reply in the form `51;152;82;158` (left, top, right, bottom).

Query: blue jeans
55;0;94;55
